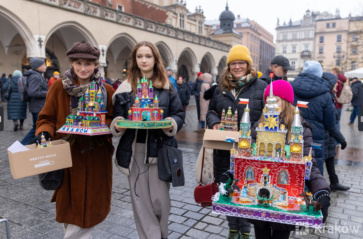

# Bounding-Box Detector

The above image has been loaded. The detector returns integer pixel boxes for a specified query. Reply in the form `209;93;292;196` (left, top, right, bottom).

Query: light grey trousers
129;143;171;239
63;223;94;239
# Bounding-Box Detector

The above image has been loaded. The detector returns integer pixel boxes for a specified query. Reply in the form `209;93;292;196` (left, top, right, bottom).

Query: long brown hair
259;99;296;141
218;62;254;91
127;41;168;94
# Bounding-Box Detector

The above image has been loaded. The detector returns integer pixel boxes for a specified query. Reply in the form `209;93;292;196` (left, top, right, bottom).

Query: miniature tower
41;133;47;147
290;107;304;161
89;81;97;102
149;80;153;99
238;105;252;155
220;109;226;129
154;95;159;108
142;76;148;98
137;79;142;99
135;96;140;108
233;109;238;131
226;107;232;131
97;88;102;101
160;109;164;119
128;109;132;120
85;88;90;102
264;81;280;131
79;95;85;111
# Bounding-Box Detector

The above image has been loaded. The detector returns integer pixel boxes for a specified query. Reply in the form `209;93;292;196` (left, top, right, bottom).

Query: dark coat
0;75;7;84
23;69;48;113
351;80;363;106
248;119;331;231
191;78;203;96
207;77;268;182
2;76;27;120
292;72;336;173
113;81;184;172
259;68;285;84
177;83;191;105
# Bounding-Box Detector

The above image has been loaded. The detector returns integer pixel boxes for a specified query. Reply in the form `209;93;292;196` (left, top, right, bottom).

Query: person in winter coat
112;41;184;239
192;72;204;121
259;55;293;84
248;80;331;239
207;45;267;239
0;73;7;101
349;77;363;124
292;61;336;175
113;78;122;90
330;66;346;131
1;70;27;131
177;76;191;125
200;73;212;129
48;71;60;88
33;42;115;239
166;66;178;92
20;58;48;145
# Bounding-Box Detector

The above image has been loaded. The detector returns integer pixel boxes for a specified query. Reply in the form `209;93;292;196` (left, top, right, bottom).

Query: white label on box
34;160;54;168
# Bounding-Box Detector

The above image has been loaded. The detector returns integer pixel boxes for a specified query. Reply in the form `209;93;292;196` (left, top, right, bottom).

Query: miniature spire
241;104;251;123
292;106;302;127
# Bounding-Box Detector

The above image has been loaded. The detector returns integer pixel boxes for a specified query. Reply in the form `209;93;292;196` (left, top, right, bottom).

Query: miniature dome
219;4;235;21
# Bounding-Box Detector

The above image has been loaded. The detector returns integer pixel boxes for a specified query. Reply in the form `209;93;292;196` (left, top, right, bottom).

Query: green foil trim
116;119;172;129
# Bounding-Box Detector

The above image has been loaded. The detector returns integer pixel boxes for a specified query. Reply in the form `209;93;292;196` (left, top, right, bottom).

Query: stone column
28;35;46;59
171;58;178;78
211;65;218;82
98;44;107;79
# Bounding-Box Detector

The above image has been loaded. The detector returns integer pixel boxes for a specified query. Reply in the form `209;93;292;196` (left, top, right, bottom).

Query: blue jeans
335;108;342;131
350;106;360;124
21;113;38;145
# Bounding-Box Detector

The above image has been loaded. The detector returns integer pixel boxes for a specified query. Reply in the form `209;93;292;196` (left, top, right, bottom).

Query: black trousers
325;157;339;184
254;223;290;239
195;95;200;121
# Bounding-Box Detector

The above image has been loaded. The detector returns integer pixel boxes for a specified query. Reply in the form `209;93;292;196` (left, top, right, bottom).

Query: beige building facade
347;17;363;71
0;0;230;82
314;18;349;72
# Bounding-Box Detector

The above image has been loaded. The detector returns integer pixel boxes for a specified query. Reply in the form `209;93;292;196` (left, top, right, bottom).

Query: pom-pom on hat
264;80;294;104
227;45;252;65
66;42;100;60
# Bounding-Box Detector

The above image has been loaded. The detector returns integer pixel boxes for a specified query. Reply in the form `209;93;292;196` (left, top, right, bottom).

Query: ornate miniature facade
220;107;238;131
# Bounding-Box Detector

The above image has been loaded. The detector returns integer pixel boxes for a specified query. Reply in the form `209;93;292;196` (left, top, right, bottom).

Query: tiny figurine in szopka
211;80;324;229
36;133;53;148
57;81;111;136
116;76;172;129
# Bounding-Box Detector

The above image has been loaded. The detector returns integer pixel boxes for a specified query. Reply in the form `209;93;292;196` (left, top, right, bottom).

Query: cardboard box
8;140;72;179
203;129;239;151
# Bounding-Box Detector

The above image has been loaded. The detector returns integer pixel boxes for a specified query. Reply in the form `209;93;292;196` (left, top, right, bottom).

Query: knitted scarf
228;72;254;97
62;68;105;150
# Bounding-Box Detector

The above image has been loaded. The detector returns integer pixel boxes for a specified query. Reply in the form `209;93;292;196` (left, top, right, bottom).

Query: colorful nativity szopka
57;81;111;136
212;81;321;228
116;76;172;129
36;133;53;148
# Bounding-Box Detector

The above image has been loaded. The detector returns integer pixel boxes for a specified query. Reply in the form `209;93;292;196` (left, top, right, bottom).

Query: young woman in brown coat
35;42;115;239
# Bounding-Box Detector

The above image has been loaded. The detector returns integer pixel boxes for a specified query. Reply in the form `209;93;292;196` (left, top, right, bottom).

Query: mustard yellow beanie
226;45;253;66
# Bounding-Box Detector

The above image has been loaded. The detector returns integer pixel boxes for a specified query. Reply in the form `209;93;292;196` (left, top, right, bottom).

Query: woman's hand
213;123;220;130
162;117;174;132
114;123;126;133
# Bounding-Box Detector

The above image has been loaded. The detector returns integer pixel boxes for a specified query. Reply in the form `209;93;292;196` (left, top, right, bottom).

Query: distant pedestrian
259;55;293;84
192;72;203;122
292;61;336;175
113;78;122;90
330;66;346;131
1;70;27;131
48;71;60;88
20;58;48;145
177;76;191;125
105;78;112;86
166;66;177;92
349;77;363;125
0;73;7;101
200;73;212;129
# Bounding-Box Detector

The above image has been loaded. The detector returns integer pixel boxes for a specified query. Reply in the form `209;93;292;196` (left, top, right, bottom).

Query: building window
179;14;185;29
332;23;336;28
337;35;342;42
319;36;324;43
336;59;341;66
326;23;330;28
117;5;124;11
304;31;309;38
293;33;297;39
352;48;357;55
292;46;296;53
336;45;341;53
291;61;296;69
198;21;203;34
319;46;324;54
237;23;241;28
353;34;358;42
304;44;309;51
283;33;287;40
351;61;356;70
282;46;287;54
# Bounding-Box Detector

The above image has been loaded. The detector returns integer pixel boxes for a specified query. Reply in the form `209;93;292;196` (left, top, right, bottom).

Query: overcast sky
187;0;363;42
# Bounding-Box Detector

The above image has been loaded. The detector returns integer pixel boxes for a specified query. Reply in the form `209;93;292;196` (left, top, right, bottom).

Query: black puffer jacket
249;119;330;230
351;80;363;106
207;77;268;182
177;83;191;105
113;82;184;172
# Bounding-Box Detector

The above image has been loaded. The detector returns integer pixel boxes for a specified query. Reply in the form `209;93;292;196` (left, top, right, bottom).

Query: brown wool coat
36;79;115;228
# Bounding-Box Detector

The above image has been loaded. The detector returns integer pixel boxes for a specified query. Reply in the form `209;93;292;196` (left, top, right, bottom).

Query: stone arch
44;21;98;49
177;47;198;83
0;6;36;73
200;52;216;74
155;41;174;69
106;33;137;79
217;56;227;80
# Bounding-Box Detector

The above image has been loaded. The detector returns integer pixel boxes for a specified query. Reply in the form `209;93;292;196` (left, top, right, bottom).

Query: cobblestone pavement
0;101;363;239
